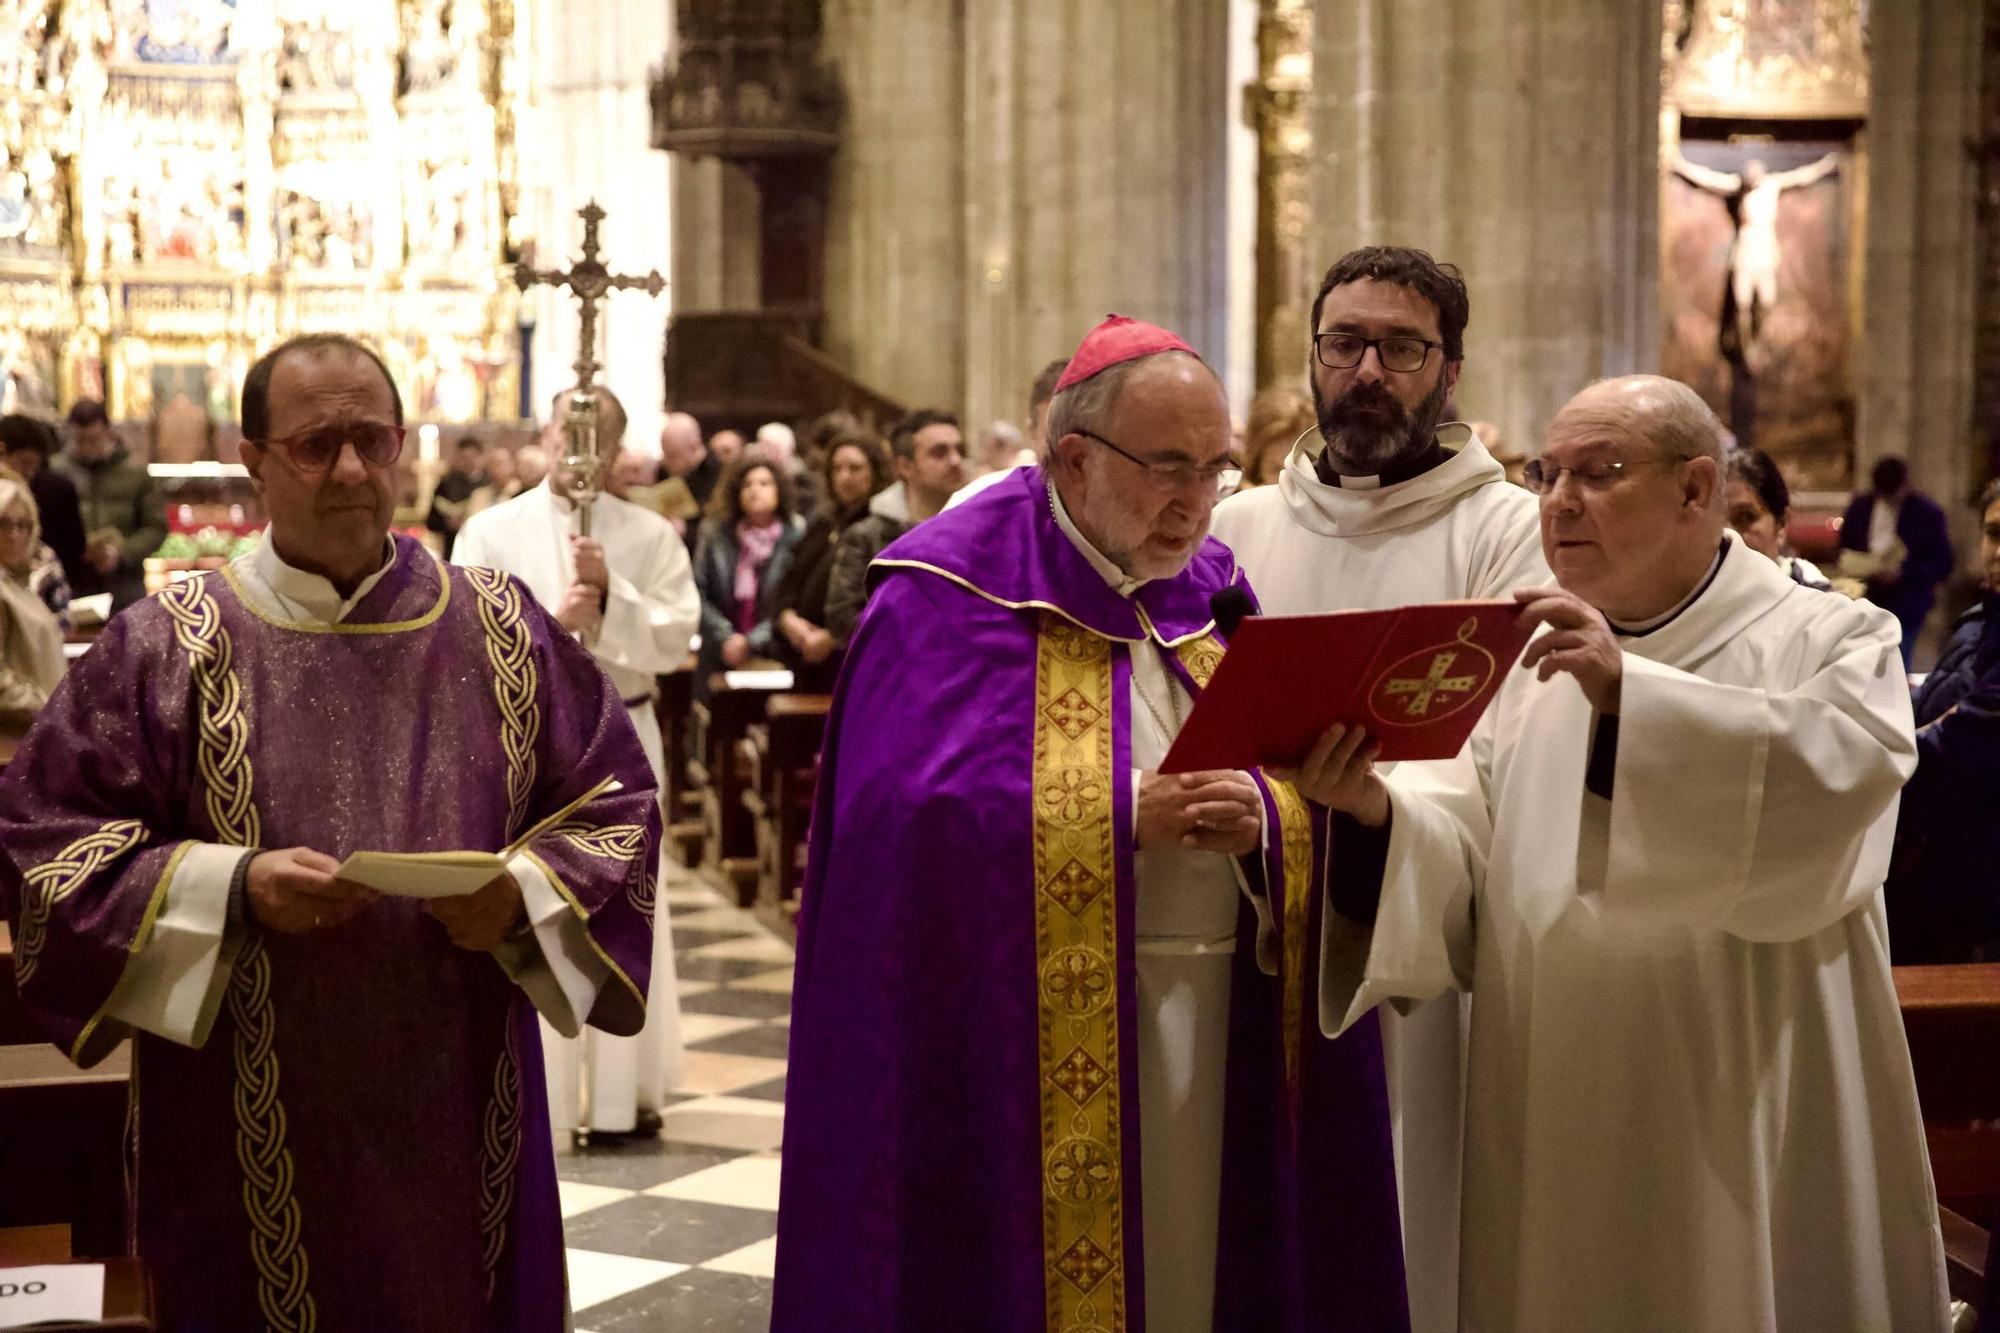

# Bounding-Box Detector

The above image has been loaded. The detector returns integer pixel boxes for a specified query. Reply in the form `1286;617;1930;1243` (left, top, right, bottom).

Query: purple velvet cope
0;535;660;1331
773;469;1406;1331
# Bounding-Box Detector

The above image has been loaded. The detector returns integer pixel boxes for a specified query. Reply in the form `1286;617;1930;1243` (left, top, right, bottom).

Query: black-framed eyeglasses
1074;428;1242;496
249;422;406;474
1313;333;1442;374
0;517;34;535
1522;455;1692;495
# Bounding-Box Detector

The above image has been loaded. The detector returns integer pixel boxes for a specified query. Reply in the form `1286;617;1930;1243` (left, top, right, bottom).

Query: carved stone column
1251;0;1313;391
1307;0;1660;454
1859;0;1983;525
821;0;1233;423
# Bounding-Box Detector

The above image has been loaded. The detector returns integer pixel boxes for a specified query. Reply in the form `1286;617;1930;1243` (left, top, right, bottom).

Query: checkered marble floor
560;866;792;1331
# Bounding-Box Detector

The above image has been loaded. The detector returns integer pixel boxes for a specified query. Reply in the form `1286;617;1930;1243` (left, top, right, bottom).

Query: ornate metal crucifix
514;199;666;537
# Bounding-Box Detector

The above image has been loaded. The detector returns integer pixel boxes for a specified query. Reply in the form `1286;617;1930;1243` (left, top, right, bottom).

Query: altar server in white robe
1298;374;1948;1330
455;385;702;1136
1211;245;1546;1333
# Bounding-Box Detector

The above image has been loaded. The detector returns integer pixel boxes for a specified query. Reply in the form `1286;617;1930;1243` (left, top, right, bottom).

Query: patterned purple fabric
0;534;659;1331
773;469;1405;1331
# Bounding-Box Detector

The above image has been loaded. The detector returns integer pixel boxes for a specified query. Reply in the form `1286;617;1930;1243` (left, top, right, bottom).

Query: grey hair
1044;350;1214;453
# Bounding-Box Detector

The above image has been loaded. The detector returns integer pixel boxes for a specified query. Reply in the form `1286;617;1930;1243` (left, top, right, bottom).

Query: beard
1313;371;1451;475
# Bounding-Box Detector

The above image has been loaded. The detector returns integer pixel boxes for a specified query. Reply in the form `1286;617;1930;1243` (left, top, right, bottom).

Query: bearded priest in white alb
1211;247;1546;1333
455;385;702;1138
1295;375;1947;1329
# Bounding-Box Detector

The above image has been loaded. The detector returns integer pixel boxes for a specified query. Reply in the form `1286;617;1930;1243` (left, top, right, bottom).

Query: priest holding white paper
0;335;660;1328
455;383;701;1138
1298;375;1948;1329
1210;246;1547;1332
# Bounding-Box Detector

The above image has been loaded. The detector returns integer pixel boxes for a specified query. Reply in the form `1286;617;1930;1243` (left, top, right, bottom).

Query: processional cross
514;200;665;538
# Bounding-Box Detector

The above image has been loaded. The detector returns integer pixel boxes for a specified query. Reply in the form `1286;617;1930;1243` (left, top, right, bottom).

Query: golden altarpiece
0;0;527;452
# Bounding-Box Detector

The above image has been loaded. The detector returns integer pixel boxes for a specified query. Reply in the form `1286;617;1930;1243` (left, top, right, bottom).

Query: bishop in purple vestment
774;319;1407;1332
0;335;659;1331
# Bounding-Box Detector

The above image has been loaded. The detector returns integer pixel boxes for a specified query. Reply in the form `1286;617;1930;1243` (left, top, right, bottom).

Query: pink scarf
733;519;784;633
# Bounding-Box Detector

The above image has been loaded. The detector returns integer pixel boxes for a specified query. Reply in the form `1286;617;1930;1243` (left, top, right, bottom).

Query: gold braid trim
464;566;541;837
15;820;146;985
549;820;654;918
162;576;316;1332
1032;615;1126;1333
549;821;646;861
229;935;314;1333
478;1016;523;1299
464;565;539;1303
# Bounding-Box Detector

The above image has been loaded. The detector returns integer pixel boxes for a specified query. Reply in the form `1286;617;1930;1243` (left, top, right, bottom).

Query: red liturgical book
1161;600;1535;773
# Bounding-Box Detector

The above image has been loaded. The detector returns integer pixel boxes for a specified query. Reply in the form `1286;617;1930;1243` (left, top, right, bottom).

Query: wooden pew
689;672;791;905
739;695;832;926
1895;963;2000;1315
0;929;131;1262
655;665;703;866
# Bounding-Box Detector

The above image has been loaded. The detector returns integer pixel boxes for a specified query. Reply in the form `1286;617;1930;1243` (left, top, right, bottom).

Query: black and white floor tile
560;868;794;1331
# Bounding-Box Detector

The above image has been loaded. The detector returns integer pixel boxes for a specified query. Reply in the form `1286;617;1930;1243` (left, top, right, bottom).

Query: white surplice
1321;531;1950;1330
1049;485;1250;1333
1210;421;1546;1333
455;482;701;1133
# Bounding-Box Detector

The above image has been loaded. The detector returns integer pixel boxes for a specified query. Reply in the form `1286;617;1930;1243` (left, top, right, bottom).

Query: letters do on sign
0;1262;105;1329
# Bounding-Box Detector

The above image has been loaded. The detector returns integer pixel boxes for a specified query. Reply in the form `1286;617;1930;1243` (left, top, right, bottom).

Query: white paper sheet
0;1263;105;1329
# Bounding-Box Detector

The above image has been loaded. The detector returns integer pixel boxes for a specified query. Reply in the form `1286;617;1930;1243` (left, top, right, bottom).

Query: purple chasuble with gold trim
773;468;1406;1332
0;535;660;1331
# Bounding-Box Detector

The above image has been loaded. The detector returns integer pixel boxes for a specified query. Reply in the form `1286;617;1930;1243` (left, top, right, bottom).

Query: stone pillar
668;154;761;315
822;0;1233;425
820;0;967;412
520;0;672;448
1859;0;1983;529
1307;0;1660;454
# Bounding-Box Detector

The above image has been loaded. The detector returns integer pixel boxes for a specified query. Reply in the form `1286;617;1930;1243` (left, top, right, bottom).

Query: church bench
656;665;703;866
734;694;831;920
691;674;790;904
757;695;831;917
0;1042;131;1262
1894;963;2000;1317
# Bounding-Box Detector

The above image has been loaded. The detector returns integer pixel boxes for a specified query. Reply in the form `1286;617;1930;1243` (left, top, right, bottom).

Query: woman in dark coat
770;431;891;692
692;456;804;697
1886;479;2000;963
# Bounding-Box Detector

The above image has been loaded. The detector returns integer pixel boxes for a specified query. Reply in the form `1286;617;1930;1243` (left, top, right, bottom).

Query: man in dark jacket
1838;455;1954;664
823;409;966;644
0;414;85;582
49;400;165;610
1886;478;2000;963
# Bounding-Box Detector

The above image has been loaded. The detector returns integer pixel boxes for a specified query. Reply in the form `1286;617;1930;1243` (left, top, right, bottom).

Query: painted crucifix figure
1671;149;1839;445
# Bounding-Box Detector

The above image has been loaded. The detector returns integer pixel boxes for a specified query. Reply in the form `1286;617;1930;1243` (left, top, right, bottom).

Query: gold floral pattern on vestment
1032;614;1126;1333
163;574;317;1333
14;820;146;986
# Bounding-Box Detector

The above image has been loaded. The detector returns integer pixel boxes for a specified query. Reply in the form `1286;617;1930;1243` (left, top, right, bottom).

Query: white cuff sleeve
103;842;246;1047
491;852;611;1037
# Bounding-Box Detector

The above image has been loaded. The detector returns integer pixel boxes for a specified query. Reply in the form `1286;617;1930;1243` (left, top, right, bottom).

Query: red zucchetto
1053;314;1200;394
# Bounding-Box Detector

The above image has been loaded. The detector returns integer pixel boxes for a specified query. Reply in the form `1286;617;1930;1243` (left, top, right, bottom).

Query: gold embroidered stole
1031;615;1127;1331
